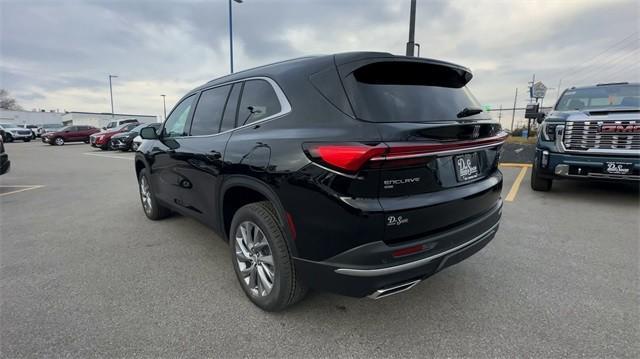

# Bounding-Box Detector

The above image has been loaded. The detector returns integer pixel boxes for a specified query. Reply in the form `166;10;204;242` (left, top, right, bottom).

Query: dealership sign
531;81;548;99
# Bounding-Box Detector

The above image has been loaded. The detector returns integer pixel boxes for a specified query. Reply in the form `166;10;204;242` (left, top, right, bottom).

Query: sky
1;0;639;124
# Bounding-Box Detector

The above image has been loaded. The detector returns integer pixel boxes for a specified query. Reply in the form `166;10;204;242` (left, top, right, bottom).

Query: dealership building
0;109;158;128
60;112;158;128
0;109;64;126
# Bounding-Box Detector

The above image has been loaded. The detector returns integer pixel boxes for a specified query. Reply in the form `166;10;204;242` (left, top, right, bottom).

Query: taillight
303;143;387;173
304;133;507;174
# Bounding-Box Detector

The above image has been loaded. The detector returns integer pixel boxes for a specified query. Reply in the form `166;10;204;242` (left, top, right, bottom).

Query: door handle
209;151;221;160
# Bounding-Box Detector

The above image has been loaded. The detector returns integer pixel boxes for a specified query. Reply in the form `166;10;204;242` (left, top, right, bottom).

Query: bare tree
0;89;23;110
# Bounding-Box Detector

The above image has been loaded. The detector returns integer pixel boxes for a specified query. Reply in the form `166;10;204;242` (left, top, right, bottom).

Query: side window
67;126;77;132
163;95;195;137
190;85;231;136
237;80;281;126
220;83;242;132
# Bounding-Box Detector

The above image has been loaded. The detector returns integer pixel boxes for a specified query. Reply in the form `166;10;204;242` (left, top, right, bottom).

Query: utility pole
510;88;518;131
160;95;167;121
498;104;502;122
108;74;118;119
405;0;417;56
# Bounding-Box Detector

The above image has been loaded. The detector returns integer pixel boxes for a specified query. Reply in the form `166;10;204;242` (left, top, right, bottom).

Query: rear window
555;84;640;111
342;61;481;123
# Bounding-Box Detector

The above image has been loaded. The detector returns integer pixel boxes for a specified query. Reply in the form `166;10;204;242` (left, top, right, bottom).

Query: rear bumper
294;200;501;298
534;149;640;182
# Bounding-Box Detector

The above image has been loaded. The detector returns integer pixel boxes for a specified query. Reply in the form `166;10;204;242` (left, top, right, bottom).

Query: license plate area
604;161;633;175
454;152;480;182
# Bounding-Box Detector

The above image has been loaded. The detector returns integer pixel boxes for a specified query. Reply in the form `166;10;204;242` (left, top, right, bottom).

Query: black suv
135;52;506;311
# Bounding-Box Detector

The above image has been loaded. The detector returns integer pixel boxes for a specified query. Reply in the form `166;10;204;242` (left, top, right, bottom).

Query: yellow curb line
504;166;528;202
0;185;45;197
499;163;533;168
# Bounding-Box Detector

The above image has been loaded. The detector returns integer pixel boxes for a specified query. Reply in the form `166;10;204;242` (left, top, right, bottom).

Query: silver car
0;124;33;142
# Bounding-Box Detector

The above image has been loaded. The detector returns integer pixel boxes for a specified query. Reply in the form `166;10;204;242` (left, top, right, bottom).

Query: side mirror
140;127;158;140
536;113;546;124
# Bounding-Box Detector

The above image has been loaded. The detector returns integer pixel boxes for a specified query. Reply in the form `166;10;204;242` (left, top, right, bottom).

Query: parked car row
37;120;161;152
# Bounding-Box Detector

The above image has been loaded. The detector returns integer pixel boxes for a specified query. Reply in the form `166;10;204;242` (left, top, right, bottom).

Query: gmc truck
532;82;640;190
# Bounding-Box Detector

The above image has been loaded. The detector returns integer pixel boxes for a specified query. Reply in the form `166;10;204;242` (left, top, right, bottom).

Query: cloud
1;0;638;124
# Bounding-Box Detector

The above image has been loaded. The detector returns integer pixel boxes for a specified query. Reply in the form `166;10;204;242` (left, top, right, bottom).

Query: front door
165;84;238;226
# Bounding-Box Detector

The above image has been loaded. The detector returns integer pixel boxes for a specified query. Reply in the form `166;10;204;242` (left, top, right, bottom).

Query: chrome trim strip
334;222;500;277
369;141;505;161
309;162;363;179
163;76;292;140
367;279;421;300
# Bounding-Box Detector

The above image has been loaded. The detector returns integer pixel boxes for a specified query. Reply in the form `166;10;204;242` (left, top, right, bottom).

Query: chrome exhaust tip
367;279;421;300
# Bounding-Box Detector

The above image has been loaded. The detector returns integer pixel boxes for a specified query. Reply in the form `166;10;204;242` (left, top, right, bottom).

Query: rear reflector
392;244;426;258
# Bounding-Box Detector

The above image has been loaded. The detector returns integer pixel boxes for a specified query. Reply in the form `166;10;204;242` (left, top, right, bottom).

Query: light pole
228;0;243;73
108;74;118;119
405;0;417;56
160;95;167;121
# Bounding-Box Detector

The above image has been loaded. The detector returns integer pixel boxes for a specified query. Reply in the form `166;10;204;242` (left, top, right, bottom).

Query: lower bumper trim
335;221;499;277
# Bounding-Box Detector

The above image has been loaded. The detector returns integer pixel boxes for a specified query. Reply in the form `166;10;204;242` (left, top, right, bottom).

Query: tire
5;134;13;143
531;165;552;191
54;137;64;146
23;138;31;142
137;168;171;220
230;201;307;311
84;140;90;144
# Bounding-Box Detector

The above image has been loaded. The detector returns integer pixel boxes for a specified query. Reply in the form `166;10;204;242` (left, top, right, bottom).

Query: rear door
337;59;505;243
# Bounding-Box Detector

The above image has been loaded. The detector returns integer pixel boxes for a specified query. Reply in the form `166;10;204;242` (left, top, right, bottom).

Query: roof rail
596;82;629;86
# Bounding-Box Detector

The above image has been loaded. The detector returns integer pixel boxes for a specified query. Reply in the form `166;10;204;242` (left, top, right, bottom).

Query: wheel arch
220;176;297;255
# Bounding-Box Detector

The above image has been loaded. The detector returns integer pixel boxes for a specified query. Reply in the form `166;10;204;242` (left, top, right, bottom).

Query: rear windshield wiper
456;107;483;118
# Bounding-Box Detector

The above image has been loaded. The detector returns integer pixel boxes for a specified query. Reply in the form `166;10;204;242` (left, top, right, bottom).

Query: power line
555;31;639;80
564;41;640;84
570;47;640;85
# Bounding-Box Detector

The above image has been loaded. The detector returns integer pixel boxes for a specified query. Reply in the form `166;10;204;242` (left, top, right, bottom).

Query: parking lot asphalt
1;141;638;358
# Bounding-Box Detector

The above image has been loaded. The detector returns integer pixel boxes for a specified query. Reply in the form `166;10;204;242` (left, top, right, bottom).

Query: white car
0;124;33;142
103;119;139;131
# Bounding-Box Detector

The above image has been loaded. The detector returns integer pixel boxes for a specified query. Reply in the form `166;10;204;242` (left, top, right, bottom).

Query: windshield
57;126;71;132
342;61;482;123
555;84;640;111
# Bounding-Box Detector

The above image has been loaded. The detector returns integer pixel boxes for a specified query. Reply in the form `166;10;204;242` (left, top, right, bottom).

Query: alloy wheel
234;221;275;297
139;176;152;214
55;137;64;146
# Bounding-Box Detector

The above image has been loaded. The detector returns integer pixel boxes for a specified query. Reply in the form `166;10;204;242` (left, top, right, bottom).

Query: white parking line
0;185;45;197
83;152;134;161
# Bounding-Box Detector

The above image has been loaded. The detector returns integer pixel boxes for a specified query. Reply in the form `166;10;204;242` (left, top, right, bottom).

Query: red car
89;122;139;150
41;125;100;146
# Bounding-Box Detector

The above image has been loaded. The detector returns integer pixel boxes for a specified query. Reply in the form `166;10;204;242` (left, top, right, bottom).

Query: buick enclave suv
135;52;506;311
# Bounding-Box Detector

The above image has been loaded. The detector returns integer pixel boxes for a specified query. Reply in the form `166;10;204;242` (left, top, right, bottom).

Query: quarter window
163;95;195;137
190;85;231;136
220;83;242;132
238;80;281;126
